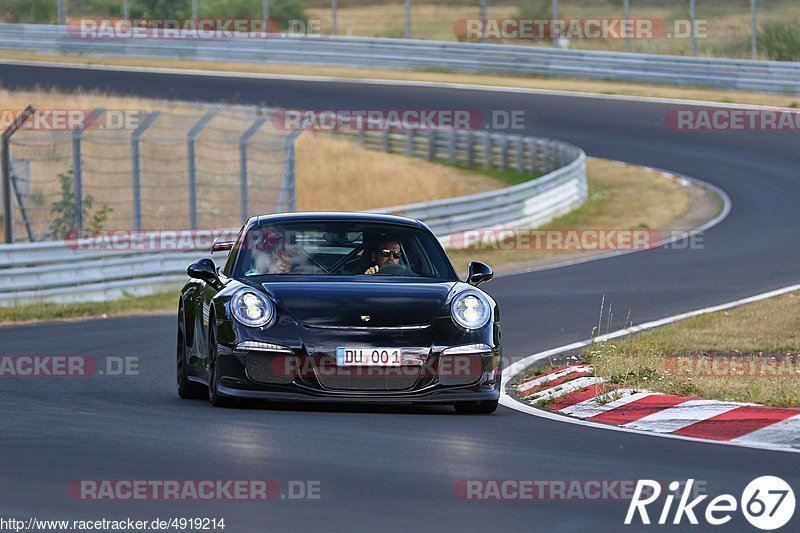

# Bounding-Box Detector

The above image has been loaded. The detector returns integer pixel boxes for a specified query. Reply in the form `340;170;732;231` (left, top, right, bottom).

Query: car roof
252;211;424;228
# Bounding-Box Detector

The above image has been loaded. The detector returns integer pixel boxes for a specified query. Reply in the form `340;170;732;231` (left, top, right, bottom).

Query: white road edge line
2;57;800;112
500;283;800;454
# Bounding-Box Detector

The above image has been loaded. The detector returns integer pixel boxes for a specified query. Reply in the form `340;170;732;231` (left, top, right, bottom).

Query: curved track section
1;64;799;530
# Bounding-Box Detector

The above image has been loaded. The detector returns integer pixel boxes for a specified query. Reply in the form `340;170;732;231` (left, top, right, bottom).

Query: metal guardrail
0;129;586;305
341;129;586;247
1;24;799;94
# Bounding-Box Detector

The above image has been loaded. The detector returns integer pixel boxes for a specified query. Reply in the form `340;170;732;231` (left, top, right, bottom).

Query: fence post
239;116;268;224
623;0;631;53
405;0;412;39
72;108;105;234
130;110;160;232
2;106;34;243
279;131;300;213
690;0;697;57
750;0;758;60
186;111;215;230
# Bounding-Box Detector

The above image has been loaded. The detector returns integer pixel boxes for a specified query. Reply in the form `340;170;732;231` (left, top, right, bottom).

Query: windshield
228;220;458;281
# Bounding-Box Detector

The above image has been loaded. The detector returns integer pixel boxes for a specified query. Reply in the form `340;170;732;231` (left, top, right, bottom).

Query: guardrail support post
187;111;215;230
499;135;509;170
381;128;390;152
130;110;160;232
482;133;492;168
406;131;414;157
239;116;268;224
2;106;35;244
72;108;105;234
466;132;474;168
515;137;525;174
447;131;456;164
527;139;539;174
426;131;435;160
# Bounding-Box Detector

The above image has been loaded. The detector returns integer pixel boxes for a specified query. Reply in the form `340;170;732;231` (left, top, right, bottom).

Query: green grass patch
0;288;180;324
586;290;800;407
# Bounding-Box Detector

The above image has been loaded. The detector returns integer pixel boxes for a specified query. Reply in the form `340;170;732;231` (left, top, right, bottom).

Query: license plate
336;348;402;367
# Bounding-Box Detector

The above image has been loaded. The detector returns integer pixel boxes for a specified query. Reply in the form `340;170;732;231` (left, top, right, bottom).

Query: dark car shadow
178;396;494;415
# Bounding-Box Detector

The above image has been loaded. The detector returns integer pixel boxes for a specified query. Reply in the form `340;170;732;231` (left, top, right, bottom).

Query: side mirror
187;258;224;290
467;261;493;286
212;238;234;253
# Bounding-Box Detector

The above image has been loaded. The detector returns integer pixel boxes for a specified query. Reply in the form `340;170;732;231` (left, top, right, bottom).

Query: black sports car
177;212;501;413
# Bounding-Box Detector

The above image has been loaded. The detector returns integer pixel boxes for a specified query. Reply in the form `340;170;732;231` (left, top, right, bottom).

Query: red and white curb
500;283;800;454
515;364;800;450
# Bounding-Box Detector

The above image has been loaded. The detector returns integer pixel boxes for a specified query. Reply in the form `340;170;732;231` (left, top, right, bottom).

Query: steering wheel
376;263;415;276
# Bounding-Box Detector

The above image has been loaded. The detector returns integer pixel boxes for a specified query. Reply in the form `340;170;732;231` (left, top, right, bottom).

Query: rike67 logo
626;477;795;530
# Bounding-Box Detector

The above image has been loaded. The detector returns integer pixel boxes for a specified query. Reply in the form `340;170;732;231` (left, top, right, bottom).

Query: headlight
451;291;491;330
231;290;275;328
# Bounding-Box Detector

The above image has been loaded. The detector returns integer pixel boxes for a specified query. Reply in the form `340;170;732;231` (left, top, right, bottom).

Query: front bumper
214;342;501;403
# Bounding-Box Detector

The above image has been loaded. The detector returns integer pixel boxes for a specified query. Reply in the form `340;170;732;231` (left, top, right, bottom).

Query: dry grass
2;50;799;109
307;4;518;40
446;158;692;274
294;131;505;211
587;291;800;407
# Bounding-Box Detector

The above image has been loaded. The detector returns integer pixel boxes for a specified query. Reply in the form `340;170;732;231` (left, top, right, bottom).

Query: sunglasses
379;249;402;259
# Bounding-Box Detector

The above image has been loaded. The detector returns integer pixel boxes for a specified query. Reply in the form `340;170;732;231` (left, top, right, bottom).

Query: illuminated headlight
231;290;275;328
451;291;491;330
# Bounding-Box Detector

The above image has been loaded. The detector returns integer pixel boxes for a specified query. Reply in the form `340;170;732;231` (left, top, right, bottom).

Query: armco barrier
0;24;799;94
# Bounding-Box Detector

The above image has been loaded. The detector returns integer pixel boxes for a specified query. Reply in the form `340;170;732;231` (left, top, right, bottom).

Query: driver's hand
364;265;379;275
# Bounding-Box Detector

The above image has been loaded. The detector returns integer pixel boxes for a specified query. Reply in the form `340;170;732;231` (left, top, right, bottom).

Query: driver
363;238;402;275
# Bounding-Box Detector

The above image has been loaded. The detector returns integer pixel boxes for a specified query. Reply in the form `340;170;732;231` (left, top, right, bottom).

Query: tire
453;399;499;414
177;307;206;400
207;320;235;408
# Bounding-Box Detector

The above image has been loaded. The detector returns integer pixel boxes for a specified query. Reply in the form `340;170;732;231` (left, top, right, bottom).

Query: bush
758;20;800;61
0;0;55;23
517;0;552;20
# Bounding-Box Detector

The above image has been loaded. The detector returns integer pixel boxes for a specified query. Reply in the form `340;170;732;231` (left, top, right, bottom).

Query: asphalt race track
1;63;799;531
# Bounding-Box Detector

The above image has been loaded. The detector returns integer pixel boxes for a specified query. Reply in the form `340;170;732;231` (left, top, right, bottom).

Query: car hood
262;281;457;328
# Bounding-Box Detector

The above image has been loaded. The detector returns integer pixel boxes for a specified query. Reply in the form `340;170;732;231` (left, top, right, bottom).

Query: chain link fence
1;106;297;243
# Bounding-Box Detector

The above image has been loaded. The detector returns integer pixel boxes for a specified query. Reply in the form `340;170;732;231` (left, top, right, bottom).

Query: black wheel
177;307;206;399
453;400;499;414
207;320;235;408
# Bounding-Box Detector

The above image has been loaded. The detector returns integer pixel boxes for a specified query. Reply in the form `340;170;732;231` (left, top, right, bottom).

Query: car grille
314;361;421;391
245;354;296;385
437;355;482;386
